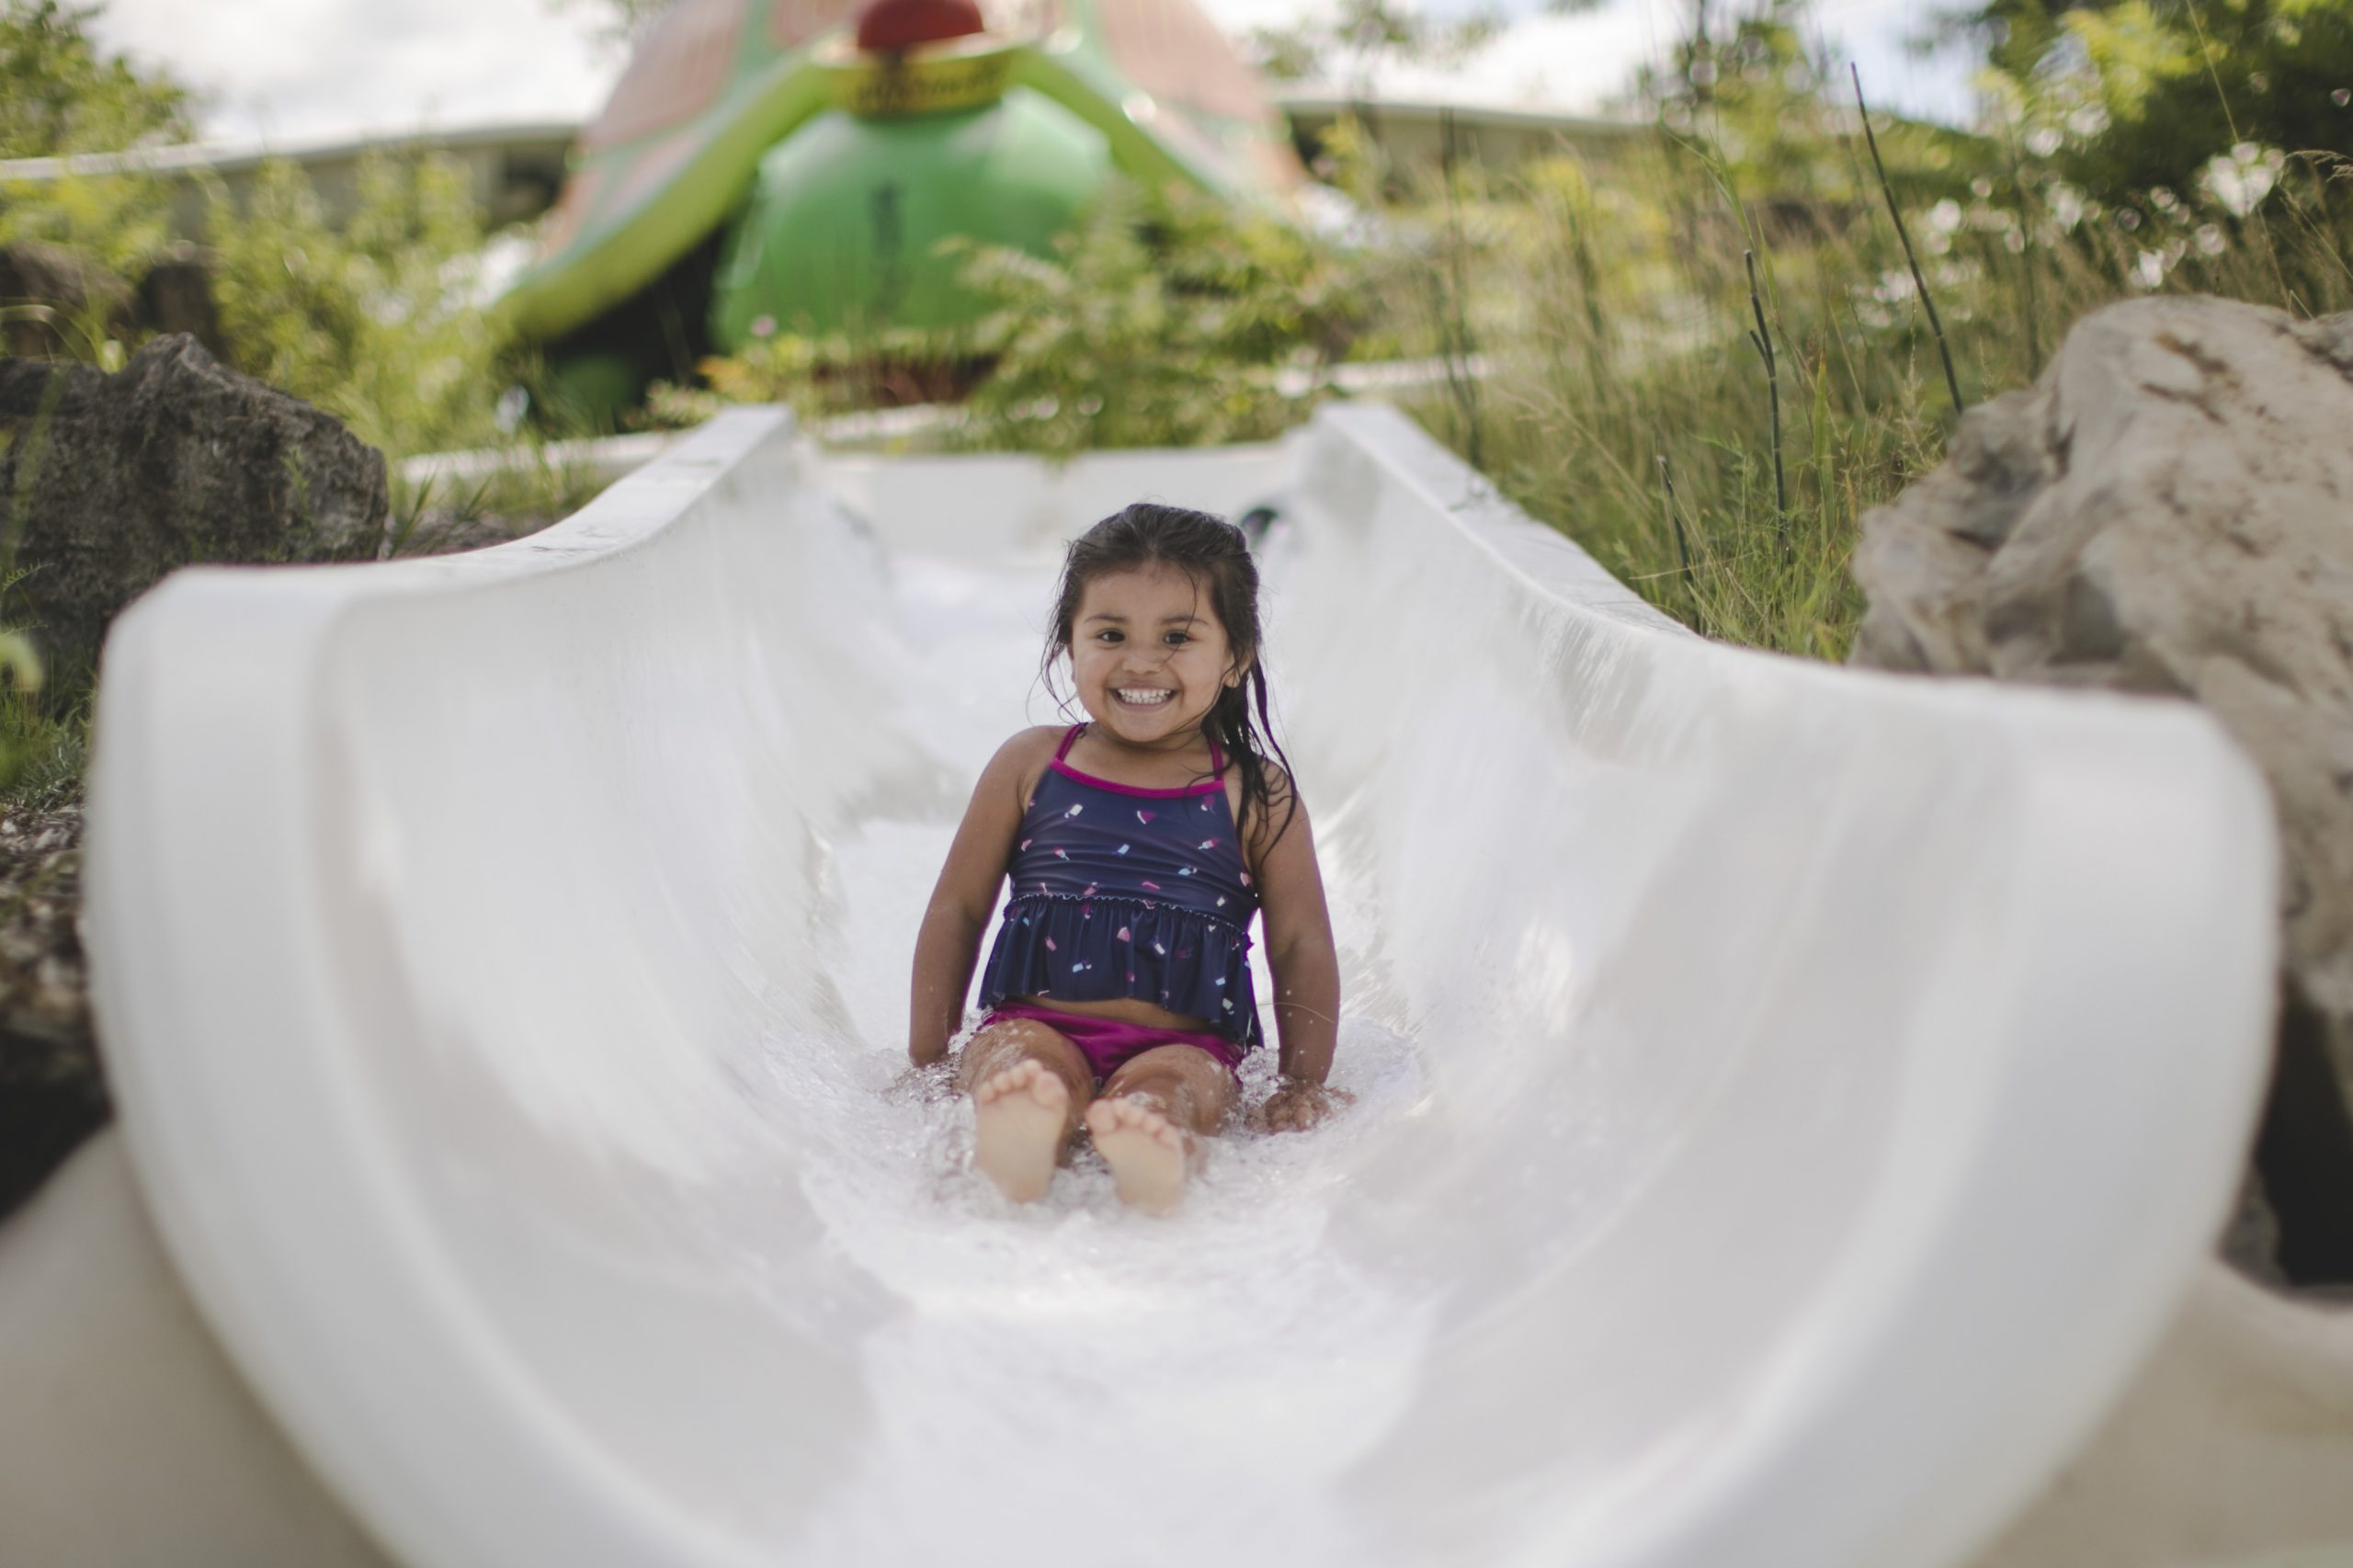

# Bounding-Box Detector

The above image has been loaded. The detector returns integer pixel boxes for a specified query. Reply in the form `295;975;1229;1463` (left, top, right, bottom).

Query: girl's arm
1253;776;1346;1130
908;729;1058;1067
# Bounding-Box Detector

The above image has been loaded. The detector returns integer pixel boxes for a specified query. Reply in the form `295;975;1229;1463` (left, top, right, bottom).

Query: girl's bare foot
1086;1096;1192;1214
972;1060;1072;1202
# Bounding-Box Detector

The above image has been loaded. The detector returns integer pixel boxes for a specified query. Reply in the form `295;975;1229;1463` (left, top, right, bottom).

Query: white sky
90;0;1977;146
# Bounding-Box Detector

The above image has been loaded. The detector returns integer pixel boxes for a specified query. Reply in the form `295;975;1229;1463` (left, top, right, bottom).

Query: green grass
383;448;614;559
0;693;85;812
1380;124;2353;660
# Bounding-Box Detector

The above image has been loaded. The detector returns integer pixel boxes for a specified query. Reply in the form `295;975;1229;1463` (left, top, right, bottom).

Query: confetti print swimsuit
976;723;1262;1049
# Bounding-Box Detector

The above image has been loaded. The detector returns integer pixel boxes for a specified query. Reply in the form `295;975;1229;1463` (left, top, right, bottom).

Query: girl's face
1067;562;1245;751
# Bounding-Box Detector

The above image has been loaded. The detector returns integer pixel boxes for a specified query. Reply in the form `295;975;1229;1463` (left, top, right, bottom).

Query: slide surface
85;406;2278;1568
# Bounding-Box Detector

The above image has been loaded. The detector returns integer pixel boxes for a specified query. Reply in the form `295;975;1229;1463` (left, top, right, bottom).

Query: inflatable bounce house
501;0;1304;416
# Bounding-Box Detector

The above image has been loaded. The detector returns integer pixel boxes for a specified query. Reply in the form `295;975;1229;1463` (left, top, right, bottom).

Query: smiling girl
906;504;1345;1211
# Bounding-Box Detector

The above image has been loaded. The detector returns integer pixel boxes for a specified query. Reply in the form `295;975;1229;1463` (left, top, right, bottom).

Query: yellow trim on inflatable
814;33;1018;118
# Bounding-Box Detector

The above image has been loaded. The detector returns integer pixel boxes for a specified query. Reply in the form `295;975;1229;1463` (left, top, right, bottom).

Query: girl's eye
1097;631;1123;643
1165;632;1191;646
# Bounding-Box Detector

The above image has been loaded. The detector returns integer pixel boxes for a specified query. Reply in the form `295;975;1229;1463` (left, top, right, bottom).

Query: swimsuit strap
1058;721;1225;781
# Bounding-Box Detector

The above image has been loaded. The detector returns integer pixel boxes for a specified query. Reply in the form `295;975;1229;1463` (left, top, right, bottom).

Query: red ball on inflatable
854;0;986;52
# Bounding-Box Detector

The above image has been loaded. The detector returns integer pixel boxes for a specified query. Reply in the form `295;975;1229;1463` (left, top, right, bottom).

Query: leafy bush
643;323;989;434
0;0;189;341
0;0;186;158
947;180;1367;456
206;153;506;458
1955;0;2353;205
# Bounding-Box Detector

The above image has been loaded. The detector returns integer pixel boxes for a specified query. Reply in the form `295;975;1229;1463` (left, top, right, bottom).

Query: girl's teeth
1117;688;1171;704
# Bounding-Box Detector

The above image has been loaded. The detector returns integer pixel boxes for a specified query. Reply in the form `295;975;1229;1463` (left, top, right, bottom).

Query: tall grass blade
1743;248;1788;544
1852;62;1965;415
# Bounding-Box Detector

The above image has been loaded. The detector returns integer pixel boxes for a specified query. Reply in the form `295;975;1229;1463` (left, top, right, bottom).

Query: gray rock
0;334;387;693
1853;293;2353;1281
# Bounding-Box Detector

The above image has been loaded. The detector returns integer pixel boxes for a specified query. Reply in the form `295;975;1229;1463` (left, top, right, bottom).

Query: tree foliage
0;0;188;158
950;180;1368;456
1241;0;1506;86
1953;0;2353;202
0;0;191;296
206;154;504;456
542;0;671;50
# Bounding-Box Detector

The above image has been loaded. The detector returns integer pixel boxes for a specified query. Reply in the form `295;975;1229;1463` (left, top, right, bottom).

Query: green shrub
0;0;190;345
0;0;186;158
945;180;1371;457
1957;0;2353;204
206;153;506;458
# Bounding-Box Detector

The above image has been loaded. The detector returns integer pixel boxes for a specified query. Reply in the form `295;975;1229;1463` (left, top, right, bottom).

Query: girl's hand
892;1048;959;1103
1255;1080;1353;1134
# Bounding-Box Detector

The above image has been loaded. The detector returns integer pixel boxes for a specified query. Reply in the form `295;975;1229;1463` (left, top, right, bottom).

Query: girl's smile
1069;563;1244;750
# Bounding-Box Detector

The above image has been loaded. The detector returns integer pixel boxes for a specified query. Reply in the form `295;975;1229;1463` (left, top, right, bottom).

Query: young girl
907;504;1344;1211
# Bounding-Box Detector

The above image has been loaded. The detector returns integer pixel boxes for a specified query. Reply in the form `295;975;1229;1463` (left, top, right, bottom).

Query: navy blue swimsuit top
977;724;1262;1048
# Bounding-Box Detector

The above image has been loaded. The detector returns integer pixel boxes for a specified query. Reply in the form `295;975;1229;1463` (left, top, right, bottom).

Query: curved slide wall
83;405;2279;1568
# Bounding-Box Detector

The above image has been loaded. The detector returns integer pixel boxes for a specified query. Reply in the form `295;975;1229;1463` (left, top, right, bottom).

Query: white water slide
28;404;2349;1565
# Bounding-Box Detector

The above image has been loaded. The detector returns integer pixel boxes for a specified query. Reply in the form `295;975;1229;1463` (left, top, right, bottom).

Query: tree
1234;0;1626;90
206;153;503;456
1939;0;2353;201
1921;0;2086;82
0;0;188;159
0;1;192;331
1640;0;1984;210
543;0;672;50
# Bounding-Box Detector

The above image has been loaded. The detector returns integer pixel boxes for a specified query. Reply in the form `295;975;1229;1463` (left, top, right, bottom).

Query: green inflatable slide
499;0;1301;409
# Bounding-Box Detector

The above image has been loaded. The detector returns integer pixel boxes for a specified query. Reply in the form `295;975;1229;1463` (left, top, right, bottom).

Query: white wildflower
2200;142;2285;218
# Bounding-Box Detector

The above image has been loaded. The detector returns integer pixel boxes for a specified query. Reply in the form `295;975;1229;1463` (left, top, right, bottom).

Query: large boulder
1852;294;2353;1282
0;334;387;692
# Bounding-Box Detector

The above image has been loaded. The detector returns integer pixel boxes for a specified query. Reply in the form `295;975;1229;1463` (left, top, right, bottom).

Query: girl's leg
1086;1044;1237;1213
957;1018;1095;1202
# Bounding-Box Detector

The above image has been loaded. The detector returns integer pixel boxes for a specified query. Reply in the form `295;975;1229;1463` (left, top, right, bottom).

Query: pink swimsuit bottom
978;1003;1247;1085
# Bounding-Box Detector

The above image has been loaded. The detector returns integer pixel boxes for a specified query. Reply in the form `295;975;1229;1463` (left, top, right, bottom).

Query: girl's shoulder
1236;757;1301;869
994;724;1071;760
985;725;1071;807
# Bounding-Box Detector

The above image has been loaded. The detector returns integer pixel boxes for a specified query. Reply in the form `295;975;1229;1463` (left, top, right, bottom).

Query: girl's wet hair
1045;503;1298;850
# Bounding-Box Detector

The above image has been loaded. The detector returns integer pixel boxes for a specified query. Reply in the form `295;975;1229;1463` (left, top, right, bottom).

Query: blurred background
0;0;2347;798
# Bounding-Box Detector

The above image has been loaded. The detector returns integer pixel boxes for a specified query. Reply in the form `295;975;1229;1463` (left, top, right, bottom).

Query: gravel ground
0;804;101;1224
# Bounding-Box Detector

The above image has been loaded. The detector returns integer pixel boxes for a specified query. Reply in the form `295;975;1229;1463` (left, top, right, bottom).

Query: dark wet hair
1044;503;1298;853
